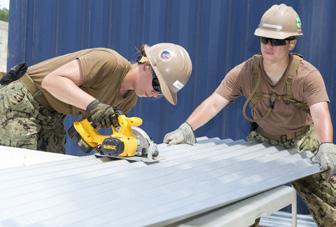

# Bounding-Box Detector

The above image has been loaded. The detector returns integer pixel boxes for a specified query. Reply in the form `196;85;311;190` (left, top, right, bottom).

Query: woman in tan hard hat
0;43;192;153
164;4;335;226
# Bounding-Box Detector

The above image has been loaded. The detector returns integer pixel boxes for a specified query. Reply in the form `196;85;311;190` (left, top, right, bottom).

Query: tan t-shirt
215;55;329;136
27;48;137;115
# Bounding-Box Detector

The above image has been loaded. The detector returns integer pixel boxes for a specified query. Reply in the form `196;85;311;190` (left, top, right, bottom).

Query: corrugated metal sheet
0;138;320;226
0;145;75;169
261;211;317;227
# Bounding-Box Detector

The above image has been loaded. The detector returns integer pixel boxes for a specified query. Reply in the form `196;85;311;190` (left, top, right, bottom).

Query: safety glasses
260;37;288;46
152;74;162;94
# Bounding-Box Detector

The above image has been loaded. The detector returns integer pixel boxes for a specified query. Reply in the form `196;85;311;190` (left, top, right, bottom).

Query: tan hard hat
144;43;192;105
254;4;303;39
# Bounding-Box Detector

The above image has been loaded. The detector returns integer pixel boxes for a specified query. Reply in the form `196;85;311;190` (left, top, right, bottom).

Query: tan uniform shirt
27;48;137;115
215;55;329;136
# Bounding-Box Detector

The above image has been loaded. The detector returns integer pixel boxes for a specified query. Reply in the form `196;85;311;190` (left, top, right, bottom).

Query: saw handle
86;114;142;130
87;116;97;128
112;115;143;135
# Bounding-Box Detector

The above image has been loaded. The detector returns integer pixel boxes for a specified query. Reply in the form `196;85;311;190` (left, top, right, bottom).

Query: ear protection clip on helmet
136;45;149;64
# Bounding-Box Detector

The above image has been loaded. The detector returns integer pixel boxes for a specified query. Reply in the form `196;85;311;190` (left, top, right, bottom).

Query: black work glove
85;99;122;128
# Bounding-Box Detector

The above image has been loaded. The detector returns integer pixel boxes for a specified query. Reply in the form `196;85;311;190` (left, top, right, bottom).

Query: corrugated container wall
8;0;336;155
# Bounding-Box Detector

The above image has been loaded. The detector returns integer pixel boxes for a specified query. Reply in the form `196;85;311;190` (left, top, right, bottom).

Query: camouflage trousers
0;80;66;153
248;127;336;227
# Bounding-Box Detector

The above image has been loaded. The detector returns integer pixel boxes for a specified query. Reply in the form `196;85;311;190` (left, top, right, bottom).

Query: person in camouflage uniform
163;4;335;227
0;43;192;154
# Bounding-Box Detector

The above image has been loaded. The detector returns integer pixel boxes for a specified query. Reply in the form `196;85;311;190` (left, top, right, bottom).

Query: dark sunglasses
152;74;162;94
260;37;290;46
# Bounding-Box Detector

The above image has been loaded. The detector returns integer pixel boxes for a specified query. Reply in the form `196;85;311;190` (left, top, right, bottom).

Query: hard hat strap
242;54;308;123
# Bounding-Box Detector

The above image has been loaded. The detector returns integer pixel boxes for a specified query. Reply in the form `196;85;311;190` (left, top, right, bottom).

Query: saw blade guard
131;126;159;159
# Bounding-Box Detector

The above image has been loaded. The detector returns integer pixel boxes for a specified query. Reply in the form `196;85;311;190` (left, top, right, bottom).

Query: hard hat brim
144;45;177;105
254;28;302;40
157;75;177;105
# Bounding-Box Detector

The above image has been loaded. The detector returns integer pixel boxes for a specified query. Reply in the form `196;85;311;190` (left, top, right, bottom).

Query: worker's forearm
187;93;229;130
310;102;334;143
315;117;333;143
41;76;95;110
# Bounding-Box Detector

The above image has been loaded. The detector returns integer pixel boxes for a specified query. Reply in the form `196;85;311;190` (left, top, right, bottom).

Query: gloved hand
163;122;196;145
312;143;336;179
85;99;122;128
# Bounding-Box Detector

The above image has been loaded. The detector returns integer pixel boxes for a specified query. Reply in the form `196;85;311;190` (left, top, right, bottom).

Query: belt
19;74;50;108
256;126;310;142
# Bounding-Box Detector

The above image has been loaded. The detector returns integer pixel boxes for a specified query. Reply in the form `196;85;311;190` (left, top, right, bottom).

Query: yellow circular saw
68;115;159;163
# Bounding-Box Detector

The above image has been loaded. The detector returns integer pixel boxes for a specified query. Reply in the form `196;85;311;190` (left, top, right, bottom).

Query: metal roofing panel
0;138;320;227
261;211;317;227
0;145;75;169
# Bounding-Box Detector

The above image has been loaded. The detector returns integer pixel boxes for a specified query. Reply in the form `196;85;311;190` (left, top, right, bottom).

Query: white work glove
163;122;196;145
312;143;336;179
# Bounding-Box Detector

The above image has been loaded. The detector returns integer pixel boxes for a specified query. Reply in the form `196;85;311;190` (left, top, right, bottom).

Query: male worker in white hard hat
164;4;335;227
0;43;192;153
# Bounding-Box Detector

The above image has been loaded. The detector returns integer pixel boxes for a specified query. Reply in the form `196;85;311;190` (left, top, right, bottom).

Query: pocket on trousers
8;92;25;106
5;91;34;114
0;81;34;112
